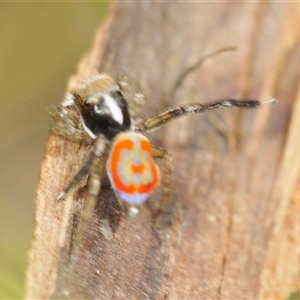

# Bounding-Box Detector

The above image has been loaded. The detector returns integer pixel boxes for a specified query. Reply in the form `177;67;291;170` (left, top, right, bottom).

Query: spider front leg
77;141;110;241
57;137;107;201
127;92;146;117
57;136;110;241
151;145;173;228
136;98;277;133
117;74;146;117
48;96;88;143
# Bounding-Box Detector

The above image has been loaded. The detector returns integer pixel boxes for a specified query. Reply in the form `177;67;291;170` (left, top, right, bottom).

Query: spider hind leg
151;145;173;228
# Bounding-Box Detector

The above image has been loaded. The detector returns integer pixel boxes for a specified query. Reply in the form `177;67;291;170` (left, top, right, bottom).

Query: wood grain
26;2;300;299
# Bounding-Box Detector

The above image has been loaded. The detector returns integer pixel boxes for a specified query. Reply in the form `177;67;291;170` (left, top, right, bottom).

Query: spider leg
128;92;146;117
77;142;110;241
151;145;172;228
136;98;277;133
57;132;112;241
117;74;146;117
48;104;87;143
57;156;93;202
57;136;107;201
121;201;140;220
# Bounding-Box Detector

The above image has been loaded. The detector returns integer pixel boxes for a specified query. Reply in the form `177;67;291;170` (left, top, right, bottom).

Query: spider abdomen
107;132;160;205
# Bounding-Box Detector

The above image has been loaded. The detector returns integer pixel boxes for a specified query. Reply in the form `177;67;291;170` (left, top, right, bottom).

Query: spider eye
84;100;92;108
84;96;103;109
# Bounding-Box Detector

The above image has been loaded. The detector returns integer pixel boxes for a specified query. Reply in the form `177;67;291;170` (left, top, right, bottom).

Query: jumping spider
51;73;276;239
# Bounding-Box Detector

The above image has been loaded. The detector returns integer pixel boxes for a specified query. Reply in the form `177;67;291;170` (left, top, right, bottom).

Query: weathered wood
26;2;300;299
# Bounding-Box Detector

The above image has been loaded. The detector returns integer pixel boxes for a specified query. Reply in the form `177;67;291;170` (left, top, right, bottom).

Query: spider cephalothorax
69;74;131;140
54;73;276;239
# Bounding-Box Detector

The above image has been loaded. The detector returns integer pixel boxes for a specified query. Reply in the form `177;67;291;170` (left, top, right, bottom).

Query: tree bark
26;2;300;299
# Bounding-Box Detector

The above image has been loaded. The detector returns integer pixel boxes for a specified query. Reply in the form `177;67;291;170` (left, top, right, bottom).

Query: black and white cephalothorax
64;74;132;141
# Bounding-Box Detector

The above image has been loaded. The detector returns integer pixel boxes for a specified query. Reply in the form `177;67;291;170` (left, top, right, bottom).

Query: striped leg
137;98;277;133
77;142;110;241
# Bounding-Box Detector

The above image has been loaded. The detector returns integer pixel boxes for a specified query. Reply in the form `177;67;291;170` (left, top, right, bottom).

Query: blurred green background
0;3;109;298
